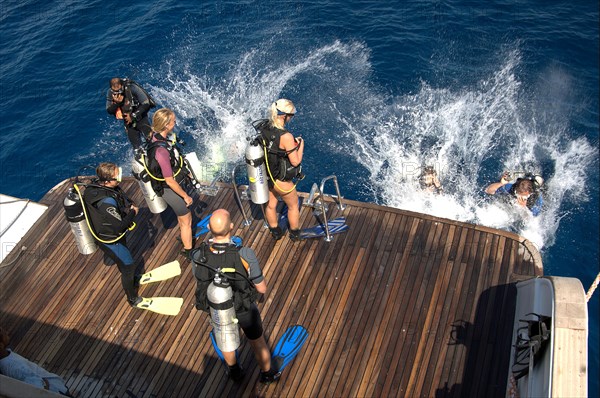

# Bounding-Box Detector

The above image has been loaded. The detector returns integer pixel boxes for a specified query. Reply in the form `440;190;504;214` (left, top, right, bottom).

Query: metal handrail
314;184;332;242
305;175;347;242
319;175;347;211
183;154;220;196
231;162;252;227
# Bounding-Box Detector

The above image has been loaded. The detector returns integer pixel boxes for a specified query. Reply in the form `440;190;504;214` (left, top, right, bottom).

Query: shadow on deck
0;178;541;397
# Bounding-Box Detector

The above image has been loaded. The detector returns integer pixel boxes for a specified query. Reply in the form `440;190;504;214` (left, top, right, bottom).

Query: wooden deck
0;177;542;398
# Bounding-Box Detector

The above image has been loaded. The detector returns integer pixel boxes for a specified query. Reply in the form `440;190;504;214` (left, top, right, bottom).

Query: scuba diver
81;162;143;307
252;99;305;241
419;166;443;194
106;77;155;150
485;172;544;216
191;209;281;383
145;108;194;258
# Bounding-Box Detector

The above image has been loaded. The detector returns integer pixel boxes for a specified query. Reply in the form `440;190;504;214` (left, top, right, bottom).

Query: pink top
152;137;173;178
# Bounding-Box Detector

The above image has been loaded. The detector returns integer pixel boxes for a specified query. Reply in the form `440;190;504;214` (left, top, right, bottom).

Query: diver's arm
240;247;266;293
254;280;267;294
164;176;193;206
280;132;304;167
106;89;123;115
485;175;511;195
485;182;505;194
97;198;136;232
156;146;193;207
129;84;151;120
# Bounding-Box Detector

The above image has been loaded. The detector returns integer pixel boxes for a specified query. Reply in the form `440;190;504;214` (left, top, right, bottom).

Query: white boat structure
508;277;588;397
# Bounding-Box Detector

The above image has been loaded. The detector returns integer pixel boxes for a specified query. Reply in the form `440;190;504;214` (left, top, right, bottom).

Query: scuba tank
63;188;97;255
207;274;240;352
184;151;205;188
131;154;167;214
245;139;270;204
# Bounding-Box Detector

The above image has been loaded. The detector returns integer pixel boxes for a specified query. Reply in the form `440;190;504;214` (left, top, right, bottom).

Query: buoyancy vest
191;242;257;313
124;79;156;108
82;185;131;240
254;119;301;182
145;133;186;195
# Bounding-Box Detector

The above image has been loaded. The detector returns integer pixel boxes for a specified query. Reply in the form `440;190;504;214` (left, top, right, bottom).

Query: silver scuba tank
245;140;270;205
63;188;97;255
207;274;240;353
131;155;167;214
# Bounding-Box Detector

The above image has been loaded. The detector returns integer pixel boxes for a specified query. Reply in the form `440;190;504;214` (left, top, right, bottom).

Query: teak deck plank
0;178;541;397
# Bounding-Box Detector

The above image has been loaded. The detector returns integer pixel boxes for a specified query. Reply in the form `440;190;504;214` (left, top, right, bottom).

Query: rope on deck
586;271;600;303
0;199;31;238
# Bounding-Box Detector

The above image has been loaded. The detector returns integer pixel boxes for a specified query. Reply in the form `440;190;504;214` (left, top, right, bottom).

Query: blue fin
298;217;349;239
210;330;238;367
210;330;226;365
272;325;309;372
194;213;212;238
231;235;243;247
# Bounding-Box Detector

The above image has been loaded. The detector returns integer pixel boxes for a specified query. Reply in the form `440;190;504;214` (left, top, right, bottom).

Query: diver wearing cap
485;172;544;216
253;99;305;241
106;77;154;149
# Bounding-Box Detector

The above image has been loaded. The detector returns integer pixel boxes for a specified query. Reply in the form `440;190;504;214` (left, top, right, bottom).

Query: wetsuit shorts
162;187;190;216
236;304;263;340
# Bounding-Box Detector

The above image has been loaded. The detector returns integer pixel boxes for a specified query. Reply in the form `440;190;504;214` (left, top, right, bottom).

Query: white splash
338;48;596;249
142;42;595;251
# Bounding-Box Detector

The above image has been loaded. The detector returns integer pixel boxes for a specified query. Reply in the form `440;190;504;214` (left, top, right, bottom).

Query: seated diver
485;172;544;216
419;166;443;194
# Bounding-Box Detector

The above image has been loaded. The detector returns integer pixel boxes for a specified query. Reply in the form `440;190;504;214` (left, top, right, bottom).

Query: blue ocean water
1;0;597;394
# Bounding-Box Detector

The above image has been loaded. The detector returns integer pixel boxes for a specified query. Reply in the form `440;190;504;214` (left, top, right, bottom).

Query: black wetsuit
83;185;142;305
106;81;153;149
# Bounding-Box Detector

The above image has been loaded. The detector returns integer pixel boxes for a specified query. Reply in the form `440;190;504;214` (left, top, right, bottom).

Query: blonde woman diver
147;108;194;258
253;99;305;241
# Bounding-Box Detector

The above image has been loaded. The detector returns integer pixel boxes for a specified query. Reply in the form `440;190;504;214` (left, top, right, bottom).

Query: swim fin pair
134;261;184;316
298;217;349;239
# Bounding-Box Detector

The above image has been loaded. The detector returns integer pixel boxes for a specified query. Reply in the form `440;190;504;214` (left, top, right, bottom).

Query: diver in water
106;77;155;150
419;166;443;194
485;172;544;216
253;99;305;241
